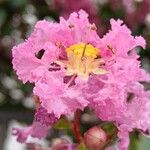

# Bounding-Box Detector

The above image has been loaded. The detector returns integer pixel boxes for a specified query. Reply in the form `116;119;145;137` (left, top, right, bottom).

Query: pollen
66;43;99;58
56;43;107;80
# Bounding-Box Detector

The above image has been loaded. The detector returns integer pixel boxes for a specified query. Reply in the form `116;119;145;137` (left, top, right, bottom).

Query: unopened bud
84;126;107;150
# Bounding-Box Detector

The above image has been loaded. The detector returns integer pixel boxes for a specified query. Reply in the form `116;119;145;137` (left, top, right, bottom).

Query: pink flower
12;10;150;149
33;71;89;118
12;10;104;118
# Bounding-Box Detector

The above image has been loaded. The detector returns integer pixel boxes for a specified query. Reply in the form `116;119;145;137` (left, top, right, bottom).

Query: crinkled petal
12;122;49;143
12;20;60;83
101;19;146;57
12;107;57;143
117;125;131;150
34;71;89;118
35;107;58;126
59;10;101;46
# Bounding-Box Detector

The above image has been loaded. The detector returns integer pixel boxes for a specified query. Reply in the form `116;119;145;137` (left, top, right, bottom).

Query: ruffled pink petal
59;10;101;46
12;42;42;83
34;71;89;118
12;20;60;83
35;107;58;126
90;81;150;149
101;19;146;57
117;125;131;150
12;107;57;143
106;57;150;83
12;122;49;143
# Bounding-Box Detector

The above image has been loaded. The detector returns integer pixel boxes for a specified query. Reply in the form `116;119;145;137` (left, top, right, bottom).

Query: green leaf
76;143;86;150
129;131;150;150
138;134;150;150
53;118;69;129
100;122;117;135
129;131;139;150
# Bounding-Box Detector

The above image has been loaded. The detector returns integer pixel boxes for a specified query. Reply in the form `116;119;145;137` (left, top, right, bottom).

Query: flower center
64;43;107;80
66;43;99;59
55;43;107;81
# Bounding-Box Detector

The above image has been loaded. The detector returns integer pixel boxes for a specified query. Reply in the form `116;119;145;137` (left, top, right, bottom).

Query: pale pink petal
12;122;49;143
12;107;57;143
33;70;89;118
101;19;146;57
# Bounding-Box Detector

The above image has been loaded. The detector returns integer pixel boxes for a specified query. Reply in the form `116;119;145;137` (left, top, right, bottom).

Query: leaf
76;143;86;150
138;134;150;150
100;122;117;135
53;118;69;129
129;131;139;150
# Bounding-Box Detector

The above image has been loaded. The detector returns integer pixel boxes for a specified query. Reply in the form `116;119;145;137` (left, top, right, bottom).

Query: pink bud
84;126;107;150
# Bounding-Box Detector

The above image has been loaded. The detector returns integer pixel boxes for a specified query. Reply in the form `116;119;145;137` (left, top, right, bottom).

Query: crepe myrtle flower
12;10;150;149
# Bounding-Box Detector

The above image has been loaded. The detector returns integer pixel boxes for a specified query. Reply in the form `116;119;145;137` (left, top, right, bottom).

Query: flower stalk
73;109;83;143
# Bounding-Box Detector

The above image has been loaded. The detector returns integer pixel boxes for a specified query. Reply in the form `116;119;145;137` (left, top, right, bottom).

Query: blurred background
0;0;150;150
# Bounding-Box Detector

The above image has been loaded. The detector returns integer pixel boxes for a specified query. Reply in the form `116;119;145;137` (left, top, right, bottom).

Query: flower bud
84;126;107;150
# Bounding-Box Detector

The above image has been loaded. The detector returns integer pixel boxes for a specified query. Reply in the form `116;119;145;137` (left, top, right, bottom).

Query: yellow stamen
66;43;99;58
64;43;107;80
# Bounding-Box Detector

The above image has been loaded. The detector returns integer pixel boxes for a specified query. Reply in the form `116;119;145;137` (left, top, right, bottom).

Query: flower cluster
12;10;150;149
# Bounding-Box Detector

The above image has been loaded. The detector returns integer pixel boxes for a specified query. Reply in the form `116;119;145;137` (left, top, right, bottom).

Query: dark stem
73;109;83;143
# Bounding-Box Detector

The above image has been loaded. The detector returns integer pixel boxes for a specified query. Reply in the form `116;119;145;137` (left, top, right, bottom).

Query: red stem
73;109;83;143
